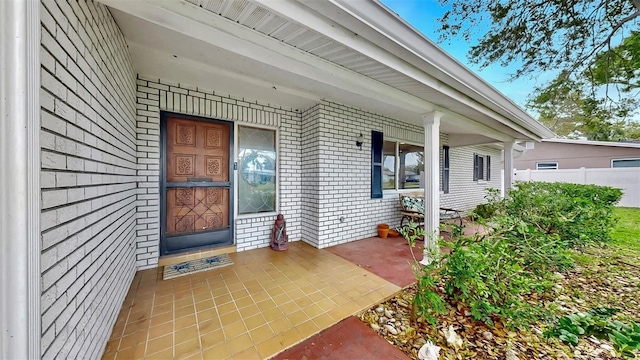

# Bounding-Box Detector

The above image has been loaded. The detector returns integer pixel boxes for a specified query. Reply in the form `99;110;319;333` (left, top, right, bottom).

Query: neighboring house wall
515;142;640;169
39;1;137;359
135;77;303;267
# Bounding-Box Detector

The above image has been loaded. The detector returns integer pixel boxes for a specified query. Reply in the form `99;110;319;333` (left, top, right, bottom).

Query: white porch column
421;111;443;265
503;141;515;196
0;1;41;359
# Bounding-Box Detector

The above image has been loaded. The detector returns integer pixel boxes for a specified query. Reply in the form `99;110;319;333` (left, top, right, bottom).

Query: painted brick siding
305;101;502;248
135;77;302;265
39;1;137;359
441;145;502;211
311;101;422;248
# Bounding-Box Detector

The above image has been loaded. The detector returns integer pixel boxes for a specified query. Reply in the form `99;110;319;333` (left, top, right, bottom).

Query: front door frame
159;111;235;256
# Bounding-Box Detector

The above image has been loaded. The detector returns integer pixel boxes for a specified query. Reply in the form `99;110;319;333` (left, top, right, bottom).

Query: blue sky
380;0;556;109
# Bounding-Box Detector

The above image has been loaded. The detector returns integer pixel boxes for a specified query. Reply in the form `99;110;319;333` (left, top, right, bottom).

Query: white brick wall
39;1;137;358
135;77;303;264
441;145;502;211
300;101;503;248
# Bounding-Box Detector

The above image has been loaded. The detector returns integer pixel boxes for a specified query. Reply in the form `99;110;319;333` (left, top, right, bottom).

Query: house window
383;140;424;191
611;158;640;168
536;162;558;170
473;154;491;181
442;145;450;194
238;126;276;214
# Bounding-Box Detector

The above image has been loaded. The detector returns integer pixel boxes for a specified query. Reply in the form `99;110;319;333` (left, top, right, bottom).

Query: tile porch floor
102;241;400;360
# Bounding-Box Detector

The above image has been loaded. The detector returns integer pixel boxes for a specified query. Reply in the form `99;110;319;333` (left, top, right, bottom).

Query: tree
437;0;640;140
437;0;640;83
526;73;639;140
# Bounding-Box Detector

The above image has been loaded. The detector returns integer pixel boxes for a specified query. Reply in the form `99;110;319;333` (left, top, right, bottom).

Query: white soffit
184;0;546;139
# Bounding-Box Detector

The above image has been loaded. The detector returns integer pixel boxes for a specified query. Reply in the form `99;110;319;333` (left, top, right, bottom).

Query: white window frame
536;161;559;170
234;122;279;219
611;158;640;168
382;138;427;194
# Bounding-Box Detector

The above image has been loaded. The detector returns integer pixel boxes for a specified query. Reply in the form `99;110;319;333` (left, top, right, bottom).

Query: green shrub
506;182;622;248
402;182;622;330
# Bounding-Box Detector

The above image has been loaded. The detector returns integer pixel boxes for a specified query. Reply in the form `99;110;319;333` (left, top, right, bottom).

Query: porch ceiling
103;0;553;141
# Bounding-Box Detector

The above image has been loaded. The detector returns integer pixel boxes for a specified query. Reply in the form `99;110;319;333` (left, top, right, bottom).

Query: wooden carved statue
270;214;289;251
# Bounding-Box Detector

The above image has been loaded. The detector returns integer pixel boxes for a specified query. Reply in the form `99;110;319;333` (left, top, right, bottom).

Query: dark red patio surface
326;220;487;288
271;316;410;360
326;235;420;288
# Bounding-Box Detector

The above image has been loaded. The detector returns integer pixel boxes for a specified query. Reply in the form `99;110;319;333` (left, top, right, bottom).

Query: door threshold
158;245;237;267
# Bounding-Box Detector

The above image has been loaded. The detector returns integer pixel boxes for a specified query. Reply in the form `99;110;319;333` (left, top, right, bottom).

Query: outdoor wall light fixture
356;133;364;149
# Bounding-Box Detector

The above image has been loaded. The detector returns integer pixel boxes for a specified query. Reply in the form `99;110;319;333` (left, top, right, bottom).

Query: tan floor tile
175;314;196;330
219;311;241;326
123;319;150;336
232;346;261;360
295;320;320;340
262;307;284;322
200;329;225;350
248;324;275;344
104;339;120;355
114;344;144;360
175;325;198;345
149;312;173;328
278;301;301;316
238;304;260;318
234;296;254;309
175;305;195;320
198;318;222;335
222;319;247;338
226;283;244;292
312;314;336;329
244;313;267;330
301;304;323;318
173;338;200;360
148;321;173;340
286;309;309;326
146;333;173;356
269;316;292;333
250;291;269;302
213;293;232;305
226;333;252;355
144;347;173;360
295;296;313;308
105;242;399;360
201;342;229;359
174;297;194;309
216;302;236;315
255;336;282;359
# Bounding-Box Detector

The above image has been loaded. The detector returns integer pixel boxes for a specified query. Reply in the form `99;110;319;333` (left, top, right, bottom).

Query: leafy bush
547;308;640;357
506;182;622;248
401;182;622;330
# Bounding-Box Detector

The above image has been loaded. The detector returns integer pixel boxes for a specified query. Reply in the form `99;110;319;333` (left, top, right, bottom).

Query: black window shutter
473;154;478;181
443;145;450;194
486;155;491;181
371;131;383;198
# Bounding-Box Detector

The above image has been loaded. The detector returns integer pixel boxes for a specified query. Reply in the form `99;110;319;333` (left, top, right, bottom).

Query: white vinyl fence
513;167;640;208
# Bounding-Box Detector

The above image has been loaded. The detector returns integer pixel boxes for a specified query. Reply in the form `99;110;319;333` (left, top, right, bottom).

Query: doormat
163;254;233;280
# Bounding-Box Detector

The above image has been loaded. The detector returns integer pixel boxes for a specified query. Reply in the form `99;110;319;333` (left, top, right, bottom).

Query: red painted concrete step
271;316;409;360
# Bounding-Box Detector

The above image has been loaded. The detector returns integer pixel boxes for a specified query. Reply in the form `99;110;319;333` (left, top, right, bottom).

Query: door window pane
238;126;276;214
536;162;558;170
399;143;423;189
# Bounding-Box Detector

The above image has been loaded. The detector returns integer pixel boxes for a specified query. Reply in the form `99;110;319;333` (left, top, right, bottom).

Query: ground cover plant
360;182;639;359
